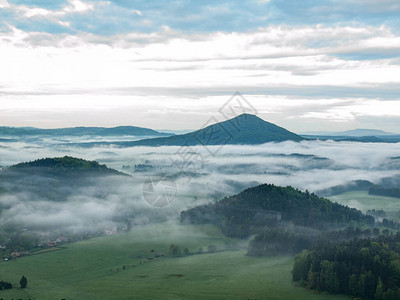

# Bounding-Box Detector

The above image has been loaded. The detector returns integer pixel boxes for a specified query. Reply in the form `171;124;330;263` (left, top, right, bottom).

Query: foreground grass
0;223;349;299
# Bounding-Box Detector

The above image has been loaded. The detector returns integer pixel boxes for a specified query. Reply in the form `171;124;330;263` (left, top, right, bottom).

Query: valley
2;1;399;297
0;223;349;300
0;115;399;299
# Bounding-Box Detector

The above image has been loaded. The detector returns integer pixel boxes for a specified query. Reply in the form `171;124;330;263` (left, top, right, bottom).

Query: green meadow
0;223;350;300
329;190;400;220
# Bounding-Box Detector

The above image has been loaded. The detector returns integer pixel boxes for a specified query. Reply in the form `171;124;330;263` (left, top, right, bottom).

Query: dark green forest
7;156;127;177
181;184;375;238
369;186;400;199
293;233;400;299
247;226;387;256
317;179;400;199
0;156;128;201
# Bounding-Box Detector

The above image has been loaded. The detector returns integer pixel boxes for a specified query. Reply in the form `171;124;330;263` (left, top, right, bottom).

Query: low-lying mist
0;138;399;236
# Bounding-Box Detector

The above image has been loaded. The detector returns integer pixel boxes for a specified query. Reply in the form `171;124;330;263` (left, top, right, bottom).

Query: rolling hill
180;183;375;238
0;156;128;201
4;156;127;178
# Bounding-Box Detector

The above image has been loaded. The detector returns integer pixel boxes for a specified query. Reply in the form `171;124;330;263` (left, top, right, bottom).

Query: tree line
293;233;400;299
369;185;400;199
248;226;387;257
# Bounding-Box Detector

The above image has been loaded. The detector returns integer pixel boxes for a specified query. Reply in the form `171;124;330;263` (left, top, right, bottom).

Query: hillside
130;114;304;146
316;179;400;199
316;180;374;197
180;184;375;238
5;156;127;177
73;114;304;148
0;126;170;137
0;156;128;201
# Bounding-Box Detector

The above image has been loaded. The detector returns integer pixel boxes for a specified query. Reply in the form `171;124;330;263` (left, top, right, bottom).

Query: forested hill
0;156;128;201
3;156;127;178
180;184;375;238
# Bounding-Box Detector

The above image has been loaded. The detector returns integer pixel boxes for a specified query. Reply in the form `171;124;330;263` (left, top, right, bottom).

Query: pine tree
375;277;384;300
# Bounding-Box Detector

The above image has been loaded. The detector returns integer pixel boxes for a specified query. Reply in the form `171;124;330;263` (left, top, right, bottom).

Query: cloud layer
0;0;399;131
0;137;399;233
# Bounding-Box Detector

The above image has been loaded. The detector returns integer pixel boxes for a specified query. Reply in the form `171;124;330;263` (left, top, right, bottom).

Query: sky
0;0;400;132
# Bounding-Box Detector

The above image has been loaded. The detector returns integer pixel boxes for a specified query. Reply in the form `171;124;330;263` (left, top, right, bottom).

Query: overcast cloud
0;0;399;132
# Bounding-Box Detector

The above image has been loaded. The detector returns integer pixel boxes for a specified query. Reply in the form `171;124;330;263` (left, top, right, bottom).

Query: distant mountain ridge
0;126;171;137
300;134;400;143
71;114;304;148
300;127;400;143
302;129;397;137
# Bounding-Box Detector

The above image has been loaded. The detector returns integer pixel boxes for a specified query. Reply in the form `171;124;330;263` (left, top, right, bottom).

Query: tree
207;245;217;253
20;275;27;288
0;281;13;290
383;289;397;300
319;260;339;293
293;250;309;282
169;244;182;256
375;277;385;300
348;274;358;296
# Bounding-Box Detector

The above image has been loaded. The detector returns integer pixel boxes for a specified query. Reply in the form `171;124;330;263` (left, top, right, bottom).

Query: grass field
0;223;349;300
329;190;400;219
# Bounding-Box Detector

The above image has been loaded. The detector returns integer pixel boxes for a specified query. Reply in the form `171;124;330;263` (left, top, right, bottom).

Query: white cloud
65;0;94;13
3;0;95;24
57;21;71;28
25;7;56;18
0;0;9;9
132;9;142;16
0;24;399;130
1;25;399;91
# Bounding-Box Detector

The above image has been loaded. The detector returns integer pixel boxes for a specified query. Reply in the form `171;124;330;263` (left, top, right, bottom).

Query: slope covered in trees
7;156;127;177
247;226;388;257
316;180;400;199
0;157;132;254
0;156;128;201
180;184;375;238
316;180;374;197
369;186;400;199
293;233;400;299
